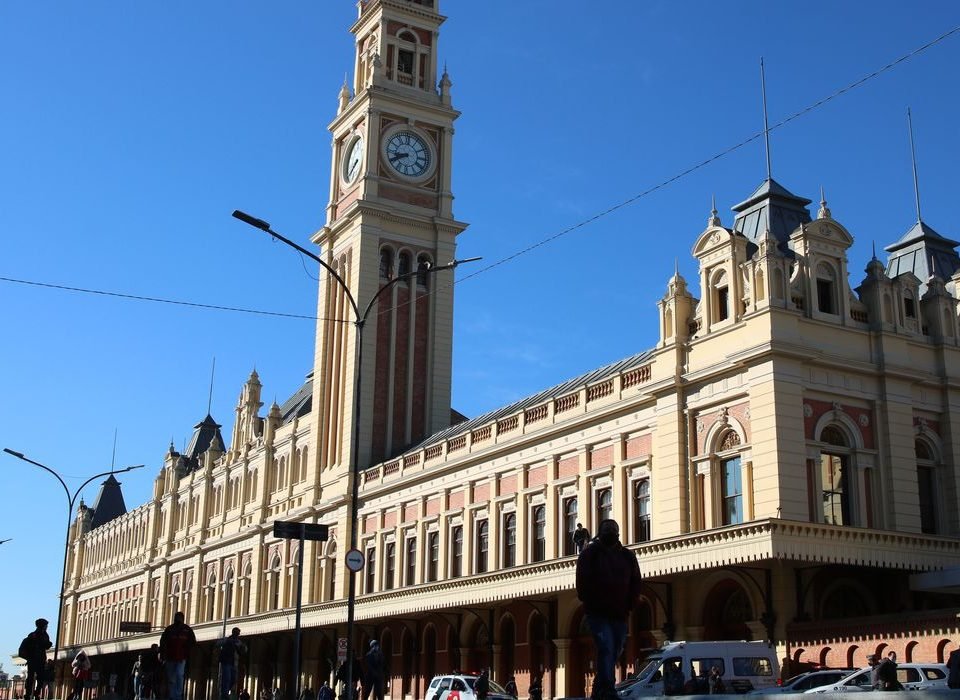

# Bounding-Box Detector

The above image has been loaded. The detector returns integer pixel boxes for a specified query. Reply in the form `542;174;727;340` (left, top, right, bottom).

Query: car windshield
637;656;663;681
488;681;507;694
783;673;809;686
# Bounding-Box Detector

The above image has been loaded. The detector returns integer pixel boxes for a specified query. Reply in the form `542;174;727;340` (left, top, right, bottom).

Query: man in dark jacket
576;520;642;700
21;618;52;700
159;612;196;700
948;646;960;689
363;641;386;700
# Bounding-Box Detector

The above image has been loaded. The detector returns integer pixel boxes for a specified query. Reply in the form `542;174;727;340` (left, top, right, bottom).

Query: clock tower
311;0;467;476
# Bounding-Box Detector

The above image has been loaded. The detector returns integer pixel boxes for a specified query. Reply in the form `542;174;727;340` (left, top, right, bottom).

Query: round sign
345;548;365;572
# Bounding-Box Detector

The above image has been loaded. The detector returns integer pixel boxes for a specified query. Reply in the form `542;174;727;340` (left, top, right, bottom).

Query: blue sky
1;0;959;663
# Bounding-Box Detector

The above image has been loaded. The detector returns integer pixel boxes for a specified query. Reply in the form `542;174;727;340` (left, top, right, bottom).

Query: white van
618;641;780;697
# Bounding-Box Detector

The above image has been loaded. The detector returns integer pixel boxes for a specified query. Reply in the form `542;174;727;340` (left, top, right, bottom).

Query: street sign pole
272;520;327;700
294;523;305;700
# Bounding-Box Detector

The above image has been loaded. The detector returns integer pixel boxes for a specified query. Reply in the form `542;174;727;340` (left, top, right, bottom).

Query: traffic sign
345;548;365;572
273;520;329;541
337;637;348;663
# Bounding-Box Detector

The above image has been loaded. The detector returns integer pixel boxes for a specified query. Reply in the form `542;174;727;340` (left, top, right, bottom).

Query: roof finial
817;185;831;220
674;257;679;277
111;428;118;473
708;194;721;227
760;57;773;181
907;107;923;223
207;356;216;416
872;240;877;260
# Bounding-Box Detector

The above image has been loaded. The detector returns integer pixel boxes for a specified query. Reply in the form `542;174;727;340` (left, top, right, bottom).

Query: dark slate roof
409;347;656;452
732;178;812;254
89;474;127;529
885;220;960;291
186;414;226;461
279;374;313;425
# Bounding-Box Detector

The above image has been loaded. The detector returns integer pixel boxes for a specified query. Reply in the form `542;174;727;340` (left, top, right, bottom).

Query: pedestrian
138;644;161;700
19;618;52;700
504;676;518;699
573;523;590;553
159;612;196;700
239;690;251;700
273;686;283;700
948;646;960;689
217;627;248;700
132;655;143;700
708;665;725;694
318;682;334;700
260;688;271;700
43;660;55;700
528;675;542;700
474;669;489;700
876;652;901;691
70;649;92;700
575;519;642;700
299;687;315;700
363;641;386;700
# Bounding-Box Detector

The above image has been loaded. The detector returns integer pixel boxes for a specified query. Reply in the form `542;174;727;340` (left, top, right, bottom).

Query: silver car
747;669;856;694
803;663;948;693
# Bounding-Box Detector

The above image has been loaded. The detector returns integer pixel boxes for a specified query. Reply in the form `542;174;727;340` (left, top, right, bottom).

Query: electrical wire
2;23;957;321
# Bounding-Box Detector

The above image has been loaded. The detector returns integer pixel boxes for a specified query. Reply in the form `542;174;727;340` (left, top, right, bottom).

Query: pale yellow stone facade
60;2;960;699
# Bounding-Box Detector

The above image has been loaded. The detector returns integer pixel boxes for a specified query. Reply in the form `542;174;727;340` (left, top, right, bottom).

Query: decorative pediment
793;218;853;247
693;226;738;257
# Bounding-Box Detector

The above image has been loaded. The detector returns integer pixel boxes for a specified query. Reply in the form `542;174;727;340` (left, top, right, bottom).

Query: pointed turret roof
89;474;128;529
186;414;226;461
885;220;960;291
732;178;812;253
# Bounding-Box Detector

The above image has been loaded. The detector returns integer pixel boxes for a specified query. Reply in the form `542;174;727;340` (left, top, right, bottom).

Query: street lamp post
2;448;144;680
232;210;477;699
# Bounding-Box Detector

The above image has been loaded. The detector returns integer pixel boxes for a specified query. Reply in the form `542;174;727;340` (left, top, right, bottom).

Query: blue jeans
166;660;187;700
586;614;627;699
220;664;237;700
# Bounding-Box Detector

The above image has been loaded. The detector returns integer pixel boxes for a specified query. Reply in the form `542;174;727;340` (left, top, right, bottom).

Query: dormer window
397;49;414;75
904;293;916;319
712;270;730;322
816;263;837;315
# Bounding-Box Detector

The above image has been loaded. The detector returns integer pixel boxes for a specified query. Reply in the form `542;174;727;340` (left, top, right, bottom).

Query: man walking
217;627;247;700
576;520;642;700
363;640;386;700
159;612;196;700
19;618;52;700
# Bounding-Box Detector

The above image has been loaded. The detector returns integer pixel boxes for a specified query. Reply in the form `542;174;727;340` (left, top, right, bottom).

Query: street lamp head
3;448;25;459
232;210;272;232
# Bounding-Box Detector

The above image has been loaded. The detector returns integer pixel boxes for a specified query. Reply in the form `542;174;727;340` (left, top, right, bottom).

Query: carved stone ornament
711;231;722;243
719;407;730;425
697;420;705;433
803;403;813;418
719;431;741;451
832;402;843;415
858;414;870;427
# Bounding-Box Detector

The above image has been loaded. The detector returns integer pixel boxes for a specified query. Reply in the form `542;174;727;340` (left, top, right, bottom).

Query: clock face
384;131;431;178
343;136;364;184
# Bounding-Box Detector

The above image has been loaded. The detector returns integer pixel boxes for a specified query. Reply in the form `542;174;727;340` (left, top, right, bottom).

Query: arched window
451;525;463;578
269;555;281;610
526;506;544;562
327;542;338;600
633;480;651;542
916;439;939;534
563;497;578;556
223;568;234;620
365;546;376;593
398;251;412;278
476;520;489;574
597;488;613;523
417;254;432;288
721;455;743;525
503;513;517;567
379;248;394;279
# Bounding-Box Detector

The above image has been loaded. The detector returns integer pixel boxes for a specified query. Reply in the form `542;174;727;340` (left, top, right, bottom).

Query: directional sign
273;520;329;541
119;621;152;633
345;548;365;572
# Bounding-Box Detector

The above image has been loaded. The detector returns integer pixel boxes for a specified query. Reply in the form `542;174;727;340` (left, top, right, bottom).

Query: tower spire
708;195;721;227
207;356;216;416
760;57;773;181
907;107;923;223
110;428;117;472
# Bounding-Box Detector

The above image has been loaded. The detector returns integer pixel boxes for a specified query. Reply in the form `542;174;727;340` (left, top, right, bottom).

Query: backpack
19;636;32;659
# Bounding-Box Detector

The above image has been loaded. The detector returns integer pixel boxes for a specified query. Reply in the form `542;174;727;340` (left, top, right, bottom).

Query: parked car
747;669;856;694
425;675;514;700
618;641;780;697
803;663;949;692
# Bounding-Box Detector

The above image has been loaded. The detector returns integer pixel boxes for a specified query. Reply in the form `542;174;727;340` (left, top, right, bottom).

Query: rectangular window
451;526;463;578
385;543;395;591
476;521;489;574
562;498;578;556
817;279;835;314
427;532;439;582
405;538;417;587
503;514;516;568
918;465;937;534
721;457;743;525
717;287;729;321
634;479;651;542
533;506;546;562
397;49;414;74
820;453;849;525
904;297;916;318
365;547;376;593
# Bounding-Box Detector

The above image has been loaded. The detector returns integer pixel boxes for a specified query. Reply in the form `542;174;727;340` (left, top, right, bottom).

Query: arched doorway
401;628;416;698
423;625;438;688
702;580;753;640
447;626;461;673
499;616;516;682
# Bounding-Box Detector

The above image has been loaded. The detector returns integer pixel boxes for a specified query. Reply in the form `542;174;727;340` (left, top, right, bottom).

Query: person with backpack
70;650;92;700
474;670;489;700
217;628;247;700
159;612;196;700
19;618;52;700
